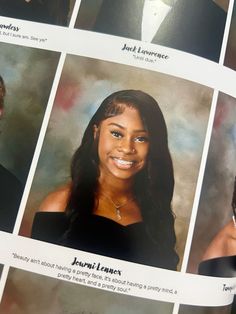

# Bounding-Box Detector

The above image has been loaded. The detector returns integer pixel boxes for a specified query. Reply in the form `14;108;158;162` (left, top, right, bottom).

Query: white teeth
114;158;133;165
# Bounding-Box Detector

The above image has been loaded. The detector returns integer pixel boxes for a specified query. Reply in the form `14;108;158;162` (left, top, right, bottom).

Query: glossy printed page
0;0;236;313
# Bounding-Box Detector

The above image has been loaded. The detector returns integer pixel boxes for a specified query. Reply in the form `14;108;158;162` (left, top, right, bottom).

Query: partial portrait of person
31;90;179;270
76;0;227;62
198;177;236;313
199;177;236;271
0;0;71;26
0;76;23;233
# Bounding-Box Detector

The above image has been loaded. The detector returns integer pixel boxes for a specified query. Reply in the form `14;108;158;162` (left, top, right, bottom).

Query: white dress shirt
142;0;175;42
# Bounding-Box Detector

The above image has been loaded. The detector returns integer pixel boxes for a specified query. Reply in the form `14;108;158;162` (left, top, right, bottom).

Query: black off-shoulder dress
32;212;178;270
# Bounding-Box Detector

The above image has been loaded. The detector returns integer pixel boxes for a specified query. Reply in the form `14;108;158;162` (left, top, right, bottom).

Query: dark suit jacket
0;0;70;26
80;0;226;62
0;164;22;232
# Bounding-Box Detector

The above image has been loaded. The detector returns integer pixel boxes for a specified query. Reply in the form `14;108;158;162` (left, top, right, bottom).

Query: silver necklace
100;192;134;220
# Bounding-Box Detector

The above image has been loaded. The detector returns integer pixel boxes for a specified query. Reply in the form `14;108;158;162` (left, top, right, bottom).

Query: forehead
102;106;146;131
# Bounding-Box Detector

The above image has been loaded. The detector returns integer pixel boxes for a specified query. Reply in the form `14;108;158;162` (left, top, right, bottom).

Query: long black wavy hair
232;176;236;217
0;76;6;113
65;90;179;267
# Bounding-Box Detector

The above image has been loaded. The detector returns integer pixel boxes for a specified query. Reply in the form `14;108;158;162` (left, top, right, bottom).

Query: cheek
139;144;149;162
97;140;105;162
97;132;113;160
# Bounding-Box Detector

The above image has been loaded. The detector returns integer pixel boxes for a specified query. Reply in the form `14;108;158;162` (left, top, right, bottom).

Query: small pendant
116;208;121;220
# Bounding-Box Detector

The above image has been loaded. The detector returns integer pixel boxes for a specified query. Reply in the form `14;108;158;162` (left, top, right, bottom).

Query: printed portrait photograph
0;0;76;26
75;0;228;62
19;54;214;271
0;42;60;233
187;92;236;274
186;93;236;314
224;1;236;70
0;267;174;314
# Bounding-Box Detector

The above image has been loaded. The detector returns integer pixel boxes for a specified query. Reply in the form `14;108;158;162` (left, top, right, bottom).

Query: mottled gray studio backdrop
20;55;213;267
0;42;59;183
188;93;236;273
0;268;173;314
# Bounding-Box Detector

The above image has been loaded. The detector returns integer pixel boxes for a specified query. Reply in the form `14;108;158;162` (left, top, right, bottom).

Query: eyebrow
108;122;148;133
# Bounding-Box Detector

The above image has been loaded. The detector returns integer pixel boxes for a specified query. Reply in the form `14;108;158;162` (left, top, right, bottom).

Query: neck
98;175;134;200
95;180;141;225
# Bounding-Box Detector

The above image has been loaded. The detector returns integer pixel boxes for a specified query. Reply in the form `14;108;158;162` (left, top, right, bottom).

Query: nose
118;138;136;154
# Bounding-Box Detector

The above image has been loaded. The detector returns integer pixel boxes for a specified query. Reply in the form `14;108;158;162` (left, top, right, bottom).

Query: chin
110;166;144;181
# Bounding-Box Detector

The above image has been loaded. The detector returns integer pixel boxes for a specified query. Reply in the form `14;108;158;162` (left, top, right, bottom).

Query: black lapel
93;0;145;39
152;0;197;45
151;0;226;61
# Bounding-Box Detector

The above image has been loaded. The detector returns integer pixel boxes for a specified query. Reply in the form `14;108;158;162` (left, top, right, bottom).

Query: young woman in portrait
32;90;179;270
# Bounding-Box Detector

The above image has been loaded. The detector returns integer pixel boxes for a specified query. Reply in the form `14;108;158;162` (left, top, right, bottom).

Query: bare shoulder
202;220;236;261
39;184;71;212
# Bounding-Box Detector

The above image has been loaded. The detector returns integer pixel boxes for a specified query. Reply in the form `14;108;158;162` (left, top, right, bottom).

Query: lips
112;157;135;169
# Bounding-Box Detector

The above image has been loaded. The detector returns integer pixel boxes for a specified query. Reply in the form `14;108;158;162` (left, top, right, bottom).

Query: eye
111;130;123;139
134;136;149;143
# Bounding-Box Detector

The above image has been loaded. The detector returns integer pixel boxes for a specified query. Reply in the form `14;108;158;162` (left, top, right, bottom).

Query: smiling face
95;106;149;184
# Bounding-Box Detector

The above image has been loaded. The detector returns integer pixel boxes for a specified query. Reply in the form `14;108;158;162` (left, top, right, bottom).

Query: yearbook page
0;1;236;314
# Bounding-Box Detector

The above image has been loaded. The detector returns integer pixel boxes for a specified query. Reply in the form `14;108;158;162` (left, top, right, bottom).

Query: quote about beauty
12;252;178;296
